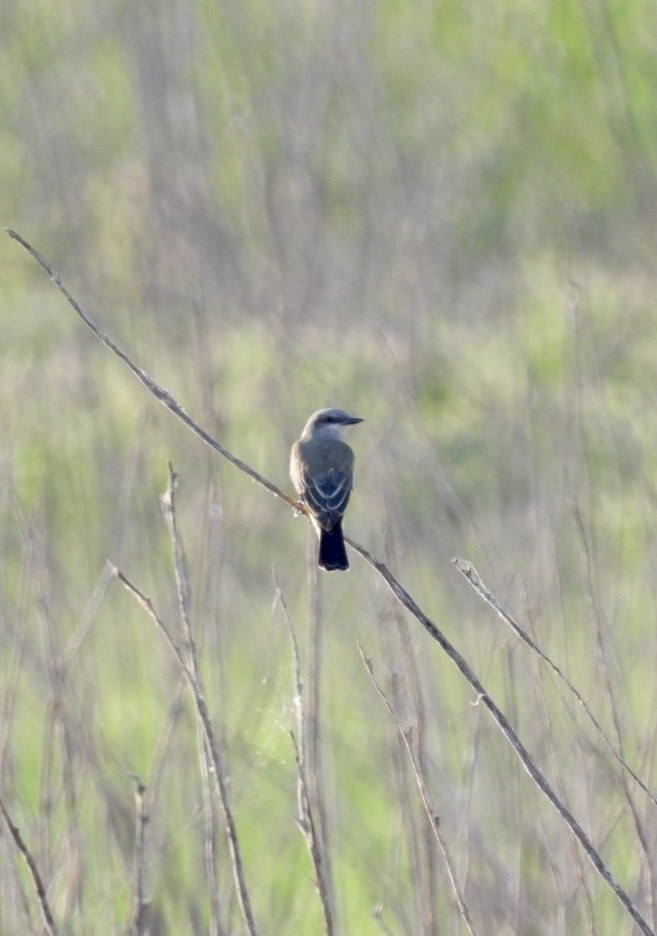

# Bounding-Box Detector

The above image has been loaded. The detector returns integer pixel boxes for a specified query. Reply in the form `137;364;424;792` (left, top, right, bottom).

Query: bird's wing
301;468;352;527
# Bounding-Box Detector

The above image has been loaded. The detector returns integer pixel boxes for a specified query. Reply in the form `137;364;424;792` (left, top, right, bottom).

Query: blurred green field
3;1;657;934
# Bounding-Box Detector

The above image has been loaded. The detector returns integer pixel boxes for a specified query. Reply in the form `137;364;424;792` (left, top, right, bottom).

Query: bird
290;408;363;571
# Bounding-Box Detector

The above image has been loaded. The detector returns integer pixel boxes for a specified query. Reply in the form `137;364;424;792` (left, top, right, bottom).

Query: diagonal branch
452;558;657;810
344;538;654;936
8;228;654;936
357;644;477;936
0;793;59;936
110;565;258;936
5;228;299;513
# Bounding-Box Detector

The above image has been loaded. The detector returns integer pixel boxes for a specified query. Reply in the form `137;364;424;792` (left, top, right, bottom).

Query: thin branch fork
452;557;657;809
110;565;258;936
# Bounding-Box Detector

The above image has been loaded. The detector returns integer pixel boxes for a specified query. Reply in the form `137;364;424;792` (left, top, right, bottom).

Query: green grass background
3;0;657;933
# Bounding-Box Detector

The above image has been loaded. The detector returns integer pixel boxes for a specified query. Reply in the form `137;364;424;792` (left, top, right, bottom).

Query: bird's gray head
301;408;364;441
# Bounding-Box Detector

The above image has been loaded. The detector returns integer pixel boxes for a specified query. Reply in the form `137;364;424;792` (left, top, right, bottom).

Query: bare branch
345;539;655;936
358;644;477;936
162;463;224;936
452;557;657;810
131;779;149;936
5;228;300;513
109;565;259;936
161;464;196;661
273;572;335;936
0;793;59;936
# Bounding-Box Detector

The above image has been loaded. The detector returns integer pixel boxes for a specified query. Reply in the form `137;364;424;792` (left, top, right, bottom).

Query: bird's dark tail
319;522;349;571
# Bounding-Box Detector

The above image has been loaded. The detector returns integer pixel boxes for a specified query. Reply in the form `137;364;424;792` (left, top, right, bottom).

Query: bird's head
301;408;364;441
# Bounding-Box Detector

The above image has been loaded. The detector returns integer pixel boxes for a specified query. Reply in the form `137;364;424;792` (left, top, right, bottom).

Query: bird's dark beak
347;416;364;425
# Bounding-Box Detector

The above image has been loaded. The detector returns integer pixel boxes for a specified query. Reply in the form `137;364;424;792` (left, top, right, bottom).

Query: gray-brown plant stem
358;645;477;936
5;228;299;515
162;464;224;936
110;565;258;936
452;557;657;810
131;780;149;936
161;465;196;666
304;544;337;927
380;517;438;936
344;538;654;936
571;504;657;927
274;573;335;936
0;793;59;936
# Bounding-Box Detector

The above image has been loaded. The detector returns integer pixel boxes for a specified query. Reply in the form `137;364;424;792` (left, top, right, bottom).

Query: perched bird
290;408;363;571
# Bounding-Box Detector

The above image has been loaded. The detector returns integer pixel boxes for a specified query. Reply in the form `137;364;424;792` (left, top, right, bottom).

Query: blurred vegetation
3;0;657;933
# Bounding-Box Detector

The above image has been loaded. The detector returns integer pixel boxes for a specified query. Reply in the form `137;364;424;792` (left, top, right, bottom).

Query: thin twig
131;779;149;936
571;503;657;927
273;571;335;936
5;228;299;513
380;513;439;931
161;464;195;661
0;793;59;936
303;537;335;916
109;565;258;936
198;729;224;936
344;539;654;936
358;645;477;936
452;557;657;810
161;464;224;936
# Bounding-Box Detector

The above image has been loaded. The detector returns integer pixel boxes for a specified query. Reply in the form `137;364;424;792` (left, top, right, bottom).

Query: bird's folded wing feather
302;468;352;521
